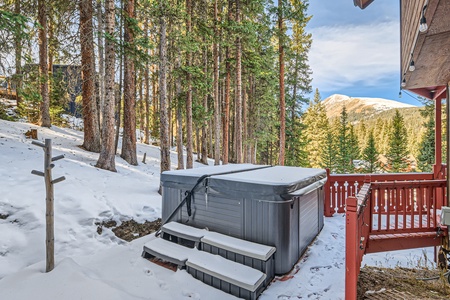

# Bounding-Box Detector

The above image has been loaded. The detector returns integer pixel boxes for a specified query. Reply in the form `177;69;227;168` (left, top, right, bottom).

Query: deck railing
345;178;447;300
370;179;446;234
324;168;440;217
345;182;371;300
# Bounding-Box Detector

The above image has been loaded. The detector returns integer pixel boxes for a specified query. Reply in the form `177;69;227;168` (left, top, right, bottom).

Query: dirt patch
0;213;9;220
96;218;161;242
358;266;450;299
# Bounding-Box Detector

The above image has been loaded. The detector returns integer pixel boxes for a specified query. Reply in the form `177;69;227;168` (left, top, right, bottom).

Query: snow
0;118;435;299
186;248;266;292
201;232;276;261
325;94;416;112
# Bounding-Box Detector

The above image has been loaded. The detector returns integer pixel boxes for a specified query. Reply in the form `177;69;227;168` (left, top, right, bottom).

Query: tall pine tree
336;106;353;173
417;100;435;172
362;130;380;173
386;109;409;172
303;88;328;168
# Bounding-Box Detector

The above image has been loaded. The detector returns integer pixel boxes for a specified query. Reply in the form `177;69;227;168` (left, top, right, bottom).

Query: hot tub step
142;236;266;300
142;237;189;268
161;222;276;285
186;249;266;300
160;221;207;248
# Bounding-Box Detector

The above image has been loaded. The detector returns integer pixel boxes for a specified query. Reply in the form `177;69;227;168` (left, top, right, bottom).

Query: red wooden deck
336;171;448;300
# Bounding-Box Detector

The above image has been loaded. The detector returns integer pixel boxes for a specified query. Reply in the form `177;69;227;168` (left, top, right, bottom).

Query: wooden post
434;97;442;180
345;196;358;300
31;139;65;272
324;168;333;217
447;84;450;208
44;139;54;272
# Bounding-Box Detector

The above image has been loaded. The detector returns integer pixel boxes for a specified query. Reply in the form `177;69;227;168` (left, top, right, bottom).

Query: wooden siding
402;0;450;90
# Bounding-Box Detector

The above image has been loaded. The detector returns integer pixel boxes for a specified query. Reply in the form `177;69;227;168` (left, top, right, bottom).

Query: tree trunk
185;0;194;168
213;0;221;165
114;0;123;155
159;0;171;173
38;0;50;127
222;0;232;165
144;19;150;145
97;0;105;129
243;77;248;162
121;0;138;165
201;45;208;165
175;54;184;170
138;72;144;142
14;0;22;106
80;0;101;152
96;0;117;172
152;63;158;139
278;0;285;166
235;0;243;163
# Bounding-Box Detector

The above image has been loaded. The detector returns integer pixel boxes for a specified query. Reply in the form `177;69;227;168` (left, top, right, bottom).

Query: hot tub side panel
318;186;324;231
161;186;183;223
299;190;319;253
172;190;243;238
242;198;299;275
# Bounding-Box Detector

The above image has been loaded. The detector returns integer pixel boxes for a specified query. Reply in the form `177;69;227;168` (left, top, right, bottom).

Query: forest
0;0;438;174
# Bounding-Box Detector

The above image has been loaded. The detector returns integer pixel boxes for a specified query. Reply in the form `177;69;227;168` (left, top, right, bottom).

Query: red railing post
345;196;358;300
324;168;333;217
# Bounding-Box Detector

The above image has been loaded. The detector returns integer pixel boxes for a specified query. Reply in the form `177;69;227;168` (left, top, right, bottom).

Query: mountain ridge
322;94;417;120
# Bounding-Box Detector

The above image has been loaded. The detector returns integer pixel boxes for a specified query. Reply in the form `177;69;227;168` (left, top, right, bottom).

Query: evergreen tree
320;125;337;172
303;88;328;168
336;105;352;173
386;109;409;172
362;130;380;173
348;124;359;171
417;100;435;172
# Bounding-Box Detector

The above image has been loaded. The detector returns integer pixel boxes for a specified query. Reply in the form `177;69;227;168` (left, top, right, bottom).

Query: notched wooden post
31;138;65;273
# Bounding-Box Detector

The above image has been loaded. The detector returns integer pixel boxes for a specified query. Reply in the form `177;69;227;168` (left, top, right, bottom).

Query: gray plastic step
142;237;190;268
161;221;276;285
142;237;266;300
186;249;266;300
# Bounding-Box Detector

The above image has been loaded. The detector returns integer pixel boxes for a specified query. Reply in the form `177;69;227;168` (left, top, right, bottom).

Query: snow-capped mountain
323;94;416;119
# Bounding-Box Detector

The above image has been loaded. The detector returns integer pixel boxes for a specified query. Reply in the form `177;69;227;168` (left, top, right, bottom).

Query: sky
306;0;422;106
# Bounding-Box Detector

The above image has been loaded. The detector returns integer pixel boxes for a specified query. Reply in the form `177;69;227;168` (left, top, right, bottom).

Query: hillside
323;94;417;121
322;94;427;158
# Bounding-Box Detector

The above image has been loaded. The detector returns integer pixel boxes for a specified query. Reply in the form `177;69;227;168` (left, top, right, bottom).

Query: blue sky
306;0;422;106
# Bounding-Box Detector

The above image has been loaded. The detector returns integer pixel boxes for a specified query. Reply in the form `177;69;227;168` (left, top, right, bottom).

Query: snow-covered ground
0;119;434;299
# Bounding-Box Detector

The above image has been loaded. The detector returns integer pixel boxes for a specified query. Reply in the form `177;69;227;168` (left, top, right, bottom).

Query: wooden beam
353;0;375;10
435;96;442;169
366;232;442;253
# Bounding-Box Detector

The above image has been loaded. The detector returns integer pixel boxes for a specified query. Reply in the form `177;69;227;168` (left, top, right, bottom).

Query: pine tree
79;0;101;152
348;125;359;172
386;109;409;172
321;125;337;172
362;130;380;173
303;88;328;168
417;101;435;172
96;0;117;172
336;105;353;173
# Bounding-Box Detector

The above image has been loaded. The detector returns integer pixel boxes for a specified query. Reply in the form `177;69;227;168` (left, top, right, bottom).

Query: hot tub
160;165;326;274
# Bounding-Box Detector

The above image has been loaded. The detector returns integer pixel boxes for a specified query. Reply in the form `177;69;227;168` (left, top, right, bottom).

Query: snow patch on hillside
324;94;415;112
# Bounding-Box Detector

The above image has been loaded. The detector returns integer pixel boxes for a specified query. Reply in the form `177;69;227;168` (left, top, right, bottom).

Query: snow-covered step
201;232;276;285
142;237;266;300
161;222;276;284
186;249;266;300
142;238;190;268
161;221;207;248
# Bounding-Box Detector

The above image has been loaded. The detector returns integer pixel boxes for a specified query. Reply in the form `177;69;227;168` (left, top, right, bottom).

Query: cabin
341;1;450;299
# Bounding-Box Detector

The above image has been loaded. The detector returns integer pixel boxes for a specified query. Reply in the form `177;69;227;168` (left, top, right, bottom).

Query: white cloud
309;21;400;92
